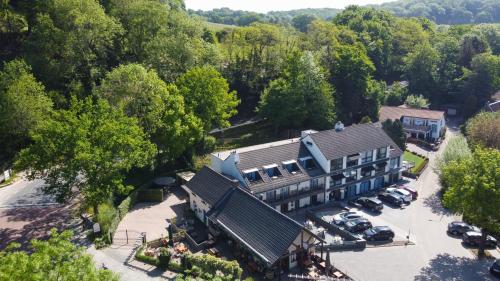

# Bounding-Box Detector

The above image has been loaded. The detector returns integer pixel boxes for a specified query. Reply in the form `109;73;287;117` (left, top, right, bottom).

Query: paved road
330;125;499;281
0;176;56;208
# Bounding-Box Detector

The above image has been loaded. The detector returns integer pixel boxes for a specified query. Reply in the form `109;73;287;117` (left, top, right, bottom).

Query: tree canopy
0;59;52;160
0;229;118;281
442;147;500;256
465;111;500;149
176;65;239;133
15;97;156;212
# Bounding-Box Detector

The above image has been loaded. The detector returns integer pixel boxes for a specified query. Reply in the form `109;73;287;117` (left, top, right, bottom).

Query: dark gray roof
309;123;403;160
208;188;303;266
237;142;324;193
184;166;237;206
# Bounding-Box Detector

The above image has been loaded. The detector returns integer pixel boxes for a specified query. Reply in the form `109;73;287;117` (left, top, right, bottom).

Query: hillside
188;0;500;26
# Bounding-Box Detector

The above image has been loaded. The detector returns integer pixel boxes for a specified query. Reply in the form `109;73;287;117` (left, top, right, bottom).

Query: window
301;157;317;170
390;157;399;169
361;150;373;164
344;169;357;183
361;166;374;177
290;251;297;262
290;185;298;196
330;158;343;171
377;147;387;159
283;160;301;174
330;174;343;187
263;164;282;179
282;186;289;199
311;179;320;189
257;193;264;201
243;168;262;183
266;190;275;202
346;154;359;167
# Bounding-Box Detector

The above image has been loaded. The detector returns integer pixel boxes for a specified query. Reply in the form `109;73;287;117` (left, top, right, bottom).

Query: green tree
329;44;375;124
292;14;317;32
459;53;500;116
24;0;123;93
442;147;500;257
15;97;156;214
258;51;335;131
403;44;439;99
458;33;490;68
405;95;428;109
97;64;202;160
0;59;52;159
384;82;407;106
0;229;118;281
465;111;500;150
435;135;472;174
381;119;406;150
176;66;239;133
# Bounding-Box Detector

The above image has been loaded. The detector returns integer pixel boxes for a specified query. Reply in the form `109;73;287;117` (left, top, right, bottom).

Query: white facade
402;116;446;141
182;185;212;225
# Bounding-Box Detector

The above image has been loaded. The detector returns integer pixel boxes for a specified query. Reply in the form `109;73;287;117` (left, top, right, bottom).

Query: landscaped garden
403;151;427;174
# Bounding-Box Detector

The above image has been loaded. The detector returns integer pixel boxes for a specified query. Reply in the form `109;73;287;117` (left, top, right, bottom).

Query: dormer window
282;160;301;174
300;157;316;170
263;164;282;179
243;168;262;183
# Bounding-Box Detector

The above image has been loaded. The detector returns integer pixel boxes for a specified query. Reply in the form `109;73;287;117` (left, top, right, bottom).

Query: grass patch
0;172;17;188
403;151;426;174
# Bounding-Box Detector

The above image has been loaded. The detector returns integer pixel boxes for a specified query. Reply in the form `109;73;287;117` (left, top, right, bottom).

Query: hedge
185;254;242;280
138;189;163;202
135;245;159;266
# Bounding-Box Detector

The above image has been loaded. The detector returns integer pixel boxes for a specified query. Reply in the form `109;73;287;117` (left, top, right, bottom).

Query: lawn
403;151;426;174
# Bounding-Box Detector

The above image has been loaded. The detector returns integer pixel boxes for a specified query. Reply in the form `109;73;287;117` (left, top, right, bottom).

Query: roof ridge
201;165;239;186
234;187;304;228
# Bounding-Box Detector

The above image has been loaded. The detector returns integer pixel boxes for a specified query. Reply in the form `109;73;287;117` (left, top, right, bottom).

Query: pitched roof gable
184;166;237;206
309;123;403;160
208;188;303;266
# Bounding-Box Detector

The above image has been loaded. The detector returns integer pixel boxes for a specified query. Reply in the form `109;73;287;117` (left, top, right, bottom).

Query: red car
401;186;418;200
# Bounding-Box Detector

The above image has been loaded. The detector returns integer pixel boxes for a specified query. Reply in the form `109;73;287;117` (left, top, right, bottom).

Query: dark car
364;226;395;241
355;197;384;212
378;192;404;207
447;221;478;236
462;231;498;248
490;259;500;278
345;218;372;233
401;186;418;200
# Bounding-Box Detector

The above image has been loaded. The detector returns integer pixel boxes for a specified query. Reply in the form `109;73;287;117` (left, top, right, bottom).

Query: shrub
169;260;184;272
185;254;242;280
135;246;159;266
203;135;217;153
158;247;171;270
97;203;118;238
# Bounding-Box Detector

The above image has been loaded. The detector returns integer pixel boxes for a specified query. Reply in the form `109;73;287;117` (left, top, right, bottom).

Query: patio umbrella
168;224;174;247
325;249;331;276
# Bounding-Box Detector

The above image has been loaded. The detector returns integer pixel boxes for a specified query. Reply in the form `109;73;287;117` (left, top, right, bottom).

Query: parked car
490;259;500;278
378;192;404;207
344;218;372;233
447;221;479;236
386;187;412;203
401;186;418;200
462;231;498;248
355;197;384;212
364;226;395;241
332;212;362;226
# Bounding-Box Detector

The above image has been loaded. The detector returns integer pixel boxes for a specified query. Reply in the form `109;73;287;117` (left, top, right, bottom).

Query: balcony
265;184;325;204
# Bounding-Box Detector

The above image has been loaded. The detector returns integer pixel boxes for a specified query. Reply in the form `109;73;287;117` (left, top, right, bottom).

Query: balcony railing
265;184;325;204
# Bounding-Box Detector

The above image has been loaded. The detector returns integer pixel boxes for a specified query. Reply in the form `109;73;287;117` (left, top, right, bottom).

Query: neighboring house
484;91;500;112
379;106;446;143
210;122;403;212
182;166;318;270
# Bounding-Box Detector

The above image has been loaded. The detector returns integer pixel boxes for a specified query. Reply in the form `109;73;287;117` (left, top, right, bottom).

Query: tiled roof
379;106;445;121
208;188;303;266
237;141;324;193
184;166;237;206
309;123;403;160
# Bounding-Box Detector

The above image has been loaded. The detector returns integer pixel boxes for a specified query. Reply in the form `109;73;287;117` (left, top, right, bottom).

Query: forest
0;0;499;178
189;0;500;26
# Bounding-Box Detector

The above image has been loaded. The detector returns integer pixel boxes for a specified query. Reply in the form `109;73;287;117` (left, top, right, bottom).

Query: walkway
113;187;187;245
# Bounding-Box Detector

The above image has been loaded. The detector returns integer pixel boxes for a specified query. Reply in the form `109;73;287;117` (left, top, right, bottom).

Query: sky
184;0;394;13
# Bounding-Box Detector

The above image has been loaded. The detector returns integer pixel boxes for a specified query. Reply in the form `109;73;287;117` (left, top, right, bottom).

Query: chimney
334;121;344;131
230;150;239;164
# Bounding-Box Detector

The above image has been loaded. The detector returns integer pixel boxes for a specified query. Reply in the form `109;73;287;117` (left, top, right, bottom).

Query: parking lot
326;129;499;281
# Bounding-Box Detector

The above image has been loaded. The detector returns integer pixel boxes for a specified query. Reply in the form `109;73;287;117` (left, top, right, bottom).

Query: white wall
287;230;316;269
211;153;245;183
301;135;330;172
185;187;212;225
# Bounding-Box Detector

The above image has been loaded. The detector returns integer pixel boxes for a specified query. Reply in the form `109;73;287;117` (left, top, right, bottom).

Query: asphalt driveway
329;126;499;281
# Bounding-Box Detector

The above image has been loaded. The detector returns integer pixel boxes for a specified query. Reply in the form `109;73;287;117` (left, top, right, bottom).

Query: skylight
282;160;301;174
263;164;282;179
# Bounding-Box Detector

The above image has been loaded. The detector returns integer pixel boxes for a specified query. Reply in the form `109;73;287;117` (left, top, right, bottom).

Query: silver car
386;187;412;203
